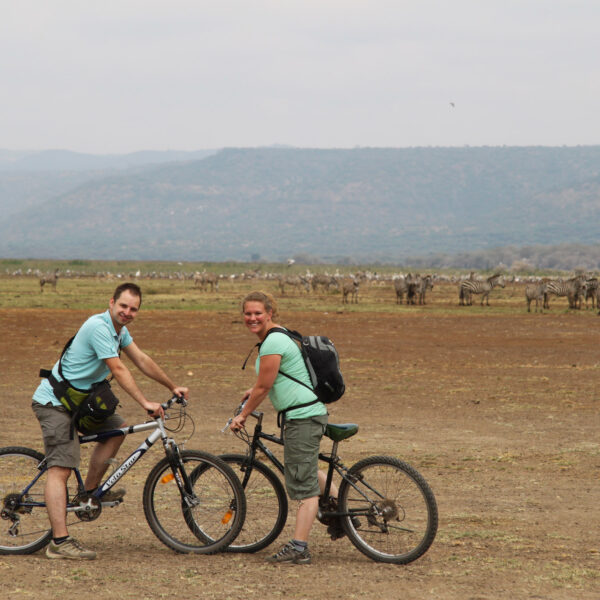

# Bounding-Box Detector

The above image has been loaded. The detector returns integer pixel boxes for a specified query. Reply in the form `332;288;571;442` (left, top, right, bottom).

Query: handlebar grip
148;395;187;415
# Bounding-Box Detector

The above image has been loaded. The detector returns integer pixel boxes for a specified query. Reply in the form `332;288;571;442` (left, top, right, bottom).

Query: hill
1;146;600;265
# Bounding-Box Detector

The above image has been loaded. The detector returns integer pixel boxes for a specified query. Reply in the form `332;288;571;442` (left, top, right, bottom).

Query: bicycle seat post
322;439;340;497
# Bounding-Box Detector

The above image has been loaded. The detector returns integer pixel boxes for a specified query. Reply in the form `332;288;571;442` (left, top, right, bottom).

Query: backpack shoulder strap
57;336;75;380
40;335;75;381
241;327;296;370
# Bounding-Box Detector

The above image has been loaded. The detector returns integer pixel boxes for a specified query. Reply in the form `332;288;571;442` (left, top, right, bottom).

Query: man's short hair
113;282;143;306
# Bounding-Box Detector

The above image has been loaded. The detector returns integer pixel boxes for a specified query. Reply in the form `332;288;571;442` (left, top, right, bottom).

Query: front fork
163;440;198;508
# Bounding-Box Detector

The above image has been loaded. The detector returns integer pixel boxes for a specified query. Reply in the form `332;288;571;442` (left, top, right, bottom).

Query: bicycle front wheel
219;454;288;553
143;450;246;554
338;455;438;564
0;446;52;555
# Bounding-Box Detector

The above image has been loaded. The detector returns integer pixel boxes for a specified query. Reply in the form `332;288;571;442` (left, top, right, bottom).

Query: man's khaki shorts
32;401;125;469
283;414;328;500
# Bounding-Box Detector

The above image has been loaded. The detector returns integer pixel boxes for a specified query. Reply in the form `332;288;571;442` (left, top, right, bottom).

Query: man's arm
121;342;189;399
104;355;164;417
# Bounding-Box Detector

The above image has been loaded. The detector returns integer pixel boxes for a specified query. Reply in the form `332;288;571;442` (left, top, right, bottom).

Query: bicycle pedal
100;499;122;507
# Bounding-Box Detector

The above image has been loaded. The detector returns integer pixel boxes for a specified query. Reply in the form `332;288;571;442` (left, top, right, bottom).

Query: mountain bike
0;395;246;555
220;404;438;564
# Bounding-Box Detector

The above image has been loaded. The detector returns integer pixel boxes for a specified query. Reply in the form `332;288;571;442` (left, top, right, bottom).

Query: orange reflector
161;473;175;484
221;510;233;524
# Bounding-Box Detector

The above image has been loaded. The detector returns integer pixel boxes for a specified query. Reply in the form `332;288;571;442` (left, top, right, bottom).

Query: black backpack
244;327;345;411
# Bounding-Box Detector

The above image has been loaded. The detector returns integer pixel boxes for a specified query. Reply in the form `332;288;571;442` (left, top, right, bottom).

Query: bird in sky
449;102;455;108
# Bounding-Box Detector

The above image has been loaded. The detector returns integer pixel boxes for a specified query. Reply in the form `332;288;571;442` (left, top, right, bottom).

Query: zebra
416;274;434;305
40;269;59;293
545;276;586;310
459;273;505;306
277;275;310;295
193;271;220;291
584;277;598;309
525;281;547;313
341;278;359;304
405;273;421;305
311;273;338;293
393;276;408;304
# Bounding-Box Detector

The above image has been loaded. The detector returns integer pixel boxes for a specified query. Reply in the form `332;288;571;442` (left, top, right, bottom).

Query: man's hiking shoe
101;488;126;502
46;537;96;560
72;487;126;504
265;542;311;565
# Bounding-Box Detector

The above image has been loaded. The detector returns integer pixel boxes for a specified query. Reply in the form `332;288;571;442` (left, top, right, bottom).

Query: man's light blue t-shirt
33;310;133;407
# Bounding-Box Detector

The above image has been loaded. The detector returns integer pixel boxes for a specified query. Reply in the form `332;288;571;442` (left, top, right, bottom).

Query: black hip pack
39;336;119;438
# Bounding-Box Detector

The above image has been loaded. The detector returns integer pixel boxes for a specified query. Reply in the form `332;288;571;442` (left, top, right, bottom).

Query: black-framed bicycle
221;404;438;564
0;395;246;555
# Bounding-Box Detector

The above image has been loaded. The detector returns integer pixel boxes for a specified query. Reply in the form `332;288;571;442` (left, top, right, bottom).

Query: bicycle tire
218;453;288;553
0;446;53;555
143;449;246;554
338;455;438;564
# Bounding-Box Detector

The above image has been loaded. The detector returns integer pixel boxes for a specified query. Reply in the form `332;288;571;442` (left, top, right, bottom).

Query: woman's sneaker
46;537;97;560
265;542;311;565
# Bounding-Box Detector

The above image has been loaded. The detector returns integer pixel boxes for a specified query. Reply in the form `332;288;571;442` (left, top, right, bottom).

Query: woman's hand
230;413;246;432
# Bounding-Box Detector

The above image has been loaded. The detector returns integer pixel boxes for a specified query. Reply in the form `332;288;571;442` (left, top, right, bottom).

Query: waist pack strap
38;371;80;439
276;398;322;428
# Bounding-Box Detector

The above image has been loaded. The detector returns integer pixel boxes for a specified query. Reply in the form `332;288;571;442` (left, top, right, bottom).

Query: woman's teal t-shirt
257;330;326;420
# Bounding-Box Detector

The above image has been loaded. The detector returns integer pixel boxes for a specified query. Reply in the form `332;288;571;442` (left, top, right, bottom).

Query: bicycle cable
233;425;251;446
164;406;196;445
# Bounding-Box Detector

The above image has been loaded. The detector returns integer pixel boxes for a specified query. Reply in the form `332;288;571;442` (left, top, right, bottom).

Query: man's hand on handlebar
172;386;189;401
145;401;165;419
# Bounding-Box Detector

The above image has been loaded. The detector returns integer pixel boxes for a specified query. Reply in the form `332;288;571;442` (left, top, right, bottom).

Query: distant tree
510;258;534;273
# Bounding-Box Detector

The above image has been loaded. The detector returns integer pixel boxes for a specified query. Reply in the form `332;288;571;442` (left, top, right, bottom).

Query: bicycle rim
219;454;288;553
143;450;245;554
0;447;52;555
338;455;438;564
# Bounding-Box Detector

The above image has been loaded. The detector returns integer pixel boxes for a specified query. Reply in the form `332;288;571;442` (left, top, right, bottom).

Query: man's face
109;290;141;329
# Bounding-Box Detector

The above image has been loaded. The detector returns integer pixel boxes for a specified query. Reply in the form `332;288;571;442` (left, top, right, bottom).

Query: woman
230;291;330;565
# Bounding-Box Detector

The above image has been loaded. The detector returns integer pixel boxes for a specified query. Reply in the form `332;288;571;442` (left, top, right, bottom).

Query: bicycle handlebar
221;400;263;433
147;394;187;416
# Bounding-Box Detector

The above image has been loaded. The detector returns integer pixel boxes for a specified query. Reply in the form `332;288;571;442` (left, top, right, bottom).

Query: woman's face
243;300;273;337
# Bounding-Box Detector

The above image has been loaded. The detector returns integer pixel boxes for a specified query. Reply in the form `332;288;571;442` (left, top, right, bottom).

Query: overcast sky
1;1;599;154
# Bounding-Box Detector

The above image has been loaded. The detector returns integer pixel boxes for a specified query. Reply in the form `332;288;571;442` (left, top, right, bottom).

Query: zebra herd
524;275;598;313
12;266;600;313
393;274;434;305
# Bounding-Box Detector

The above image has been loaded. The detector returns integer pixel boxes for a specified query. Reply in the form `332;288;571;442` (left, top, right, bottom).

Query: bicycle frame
24;401;192;514
73;421;168;507
236;411;366;519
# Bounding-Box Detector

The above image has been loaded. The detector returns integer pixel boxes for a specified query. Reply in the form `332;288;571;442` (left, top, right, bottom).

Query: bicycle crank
72;494;102;522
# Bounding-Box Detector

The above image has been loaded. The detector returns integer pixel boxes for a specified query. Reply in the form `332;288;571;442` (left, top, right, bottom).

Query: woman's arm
230;353;281;431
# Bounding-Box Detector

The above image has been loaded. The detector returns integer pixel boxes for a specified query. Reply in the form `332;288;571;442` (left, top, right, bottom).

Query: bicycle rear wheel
143;449;246;554
338;455;438;564
219;454;288;553
0;446;52;555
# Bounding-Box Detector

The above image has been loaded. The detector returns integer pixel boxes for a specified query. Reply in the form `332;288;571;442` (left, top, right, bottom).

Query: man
32;282;188;560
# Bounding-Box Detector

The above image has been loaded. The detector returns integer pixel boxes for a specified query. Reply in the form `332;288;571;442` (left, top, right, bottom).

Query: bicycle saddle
325;423;359;442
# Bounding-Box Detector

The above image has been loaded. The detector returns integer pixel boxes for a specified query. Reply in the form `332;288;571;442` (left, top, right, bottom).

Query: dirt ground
0;304;598;600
